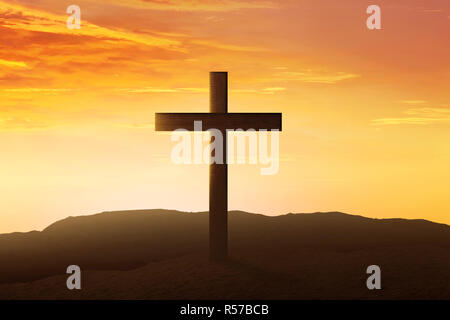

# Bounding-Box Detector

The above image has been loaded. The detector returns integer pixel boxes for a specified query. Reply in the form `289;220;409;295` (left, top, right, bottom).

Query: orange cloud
98;0;277;11
372;108;450;125
0;59;27;68
0;1;180;49
192;39;268;52
399;100;428;105
266;70;360;84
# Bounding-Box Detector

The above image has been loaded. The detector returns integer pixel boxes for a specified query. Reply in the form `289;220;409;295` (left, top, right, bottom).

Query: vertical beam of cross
209;72;228;262
155;72;282;263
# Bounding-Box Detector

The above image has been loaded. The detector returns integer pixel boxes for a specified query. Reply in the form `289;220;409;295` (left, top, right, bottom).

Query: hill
0;210;449;299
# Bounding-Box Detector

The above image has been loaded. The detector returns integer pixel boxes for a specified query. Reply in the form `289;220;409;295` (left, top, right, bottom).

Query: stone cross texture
155;72;282;262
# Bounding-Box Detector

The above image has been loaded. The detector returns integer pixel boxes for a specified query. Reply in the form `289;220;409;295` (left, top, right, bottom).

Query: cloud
0;1;191;90
0;116;49;130
269;70;360;84
0;73;48;86
2;88;74;93
192;39;268;52
230;87;286;94
118;87;178;93
101;0;277;12
0;103;52;130
261;87;286;94
403;108;450;116
0;59;27;68
262;87;286;92
0;0;276;85
178;88;208;93
423;9;444;13
0;1;181;49
372;107;450;125
117;87;208;94
118;86;286;95
399;100;427;105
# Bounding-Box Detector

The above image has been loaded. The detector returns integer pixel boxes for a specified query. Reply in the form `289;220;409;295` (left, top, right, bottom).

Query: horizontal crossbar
155;113;282;131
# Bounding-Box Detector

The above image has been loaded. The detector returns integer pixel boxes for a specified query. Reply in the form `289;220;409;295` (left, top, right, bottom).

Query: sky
0;0;449;233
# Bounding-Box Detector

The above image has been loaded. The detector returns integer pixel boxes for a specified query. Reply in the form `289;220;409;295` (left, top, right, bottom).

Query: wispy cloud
268;70;360;84
118;87;179;93
117;87;208;94
99;0;277;12
399;100;428;105
261;87;286;94
423;9;444;13
232;87;286;94
2;88;74;93
0;104;52;130
0;1;181;49
193;39;268;52
0;59;27;68
372;107;450;125
0;116;49;130
119;86;286;94
0;0;276;88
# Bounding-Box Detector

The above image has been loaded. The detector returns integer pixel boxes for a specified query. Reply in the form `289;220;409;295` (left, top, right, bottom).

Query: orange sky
0;0;449;233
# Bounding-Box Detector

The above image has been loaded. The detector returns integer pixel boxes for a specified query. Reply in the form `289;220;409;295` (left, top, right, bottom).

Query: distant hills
0;210;449;299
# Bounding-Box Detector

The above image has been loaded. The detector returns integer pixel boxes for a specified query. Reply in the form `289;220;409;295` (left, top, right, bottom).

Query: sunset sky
0;0;449;233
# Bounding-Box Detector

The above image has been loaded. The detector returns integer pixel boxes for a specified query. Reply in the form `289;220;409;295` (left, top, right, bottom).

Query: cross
155;72;282;262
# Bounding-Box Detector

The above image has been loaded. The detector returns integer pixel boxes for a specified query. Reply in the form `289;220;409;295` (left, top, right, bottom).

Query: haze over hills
0;209;449;299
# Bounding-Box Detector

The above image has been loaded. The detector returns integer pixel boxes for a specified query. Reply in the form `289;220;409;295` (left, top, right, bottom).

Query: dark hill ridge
0;210;449;299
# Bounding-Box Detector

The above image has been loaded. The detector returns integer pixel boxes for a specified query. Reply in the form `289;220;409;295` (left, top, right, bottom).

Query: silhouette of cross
155;72;282;262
